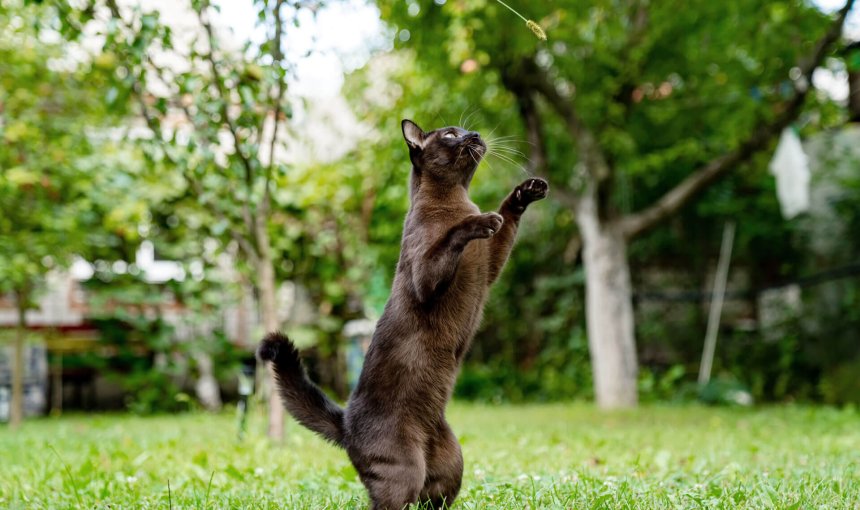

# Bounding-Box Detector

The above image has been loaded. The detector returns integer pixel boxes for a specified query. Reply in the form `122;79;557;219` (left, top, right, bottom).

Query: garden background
1;0;860;507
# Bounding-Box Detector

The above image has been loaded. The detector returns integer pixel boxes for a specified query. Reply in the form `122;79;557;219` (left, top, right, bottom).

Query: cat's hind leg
420;422;463;509
353;446;426;510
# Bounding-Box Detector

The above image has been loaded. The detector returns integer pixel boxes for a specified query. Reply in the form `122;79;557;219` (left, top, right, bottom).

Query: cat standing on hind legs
258;118;548;509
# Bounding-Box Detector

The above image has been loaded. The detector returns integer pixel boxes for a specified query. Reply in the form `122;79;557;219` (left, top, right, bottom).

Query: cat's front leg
412;213;503;303
506;177;549;214
449;212;504;249
486;178;549;284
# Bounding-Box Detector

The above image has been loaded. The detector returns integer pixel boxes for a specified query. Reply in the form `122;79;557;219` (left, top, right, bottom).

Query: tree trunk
576;194;639;408
256;235;285;441
10;290;27;429
236;277;251;347
193;352;222;411
849;64;860;122
51;353;62;416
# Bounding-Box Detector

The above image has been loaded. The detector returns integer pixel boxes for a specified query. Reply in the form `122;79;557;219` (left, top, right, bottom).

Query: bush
819;358;860;407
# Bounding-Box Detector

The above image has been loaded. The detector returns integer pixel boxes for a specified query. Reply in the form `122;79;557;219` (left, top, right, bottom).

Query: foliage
339;49;589;401
0;1;126;297
3;0;858;410
43;0;429;400
696;377;754;407
2;404;859;508
820;358;860;407
0;0;139;427
367;0;850;404
357;0;859;405
79;266;246;414
801;278;860;405
459;247;592;402
376;0;837;203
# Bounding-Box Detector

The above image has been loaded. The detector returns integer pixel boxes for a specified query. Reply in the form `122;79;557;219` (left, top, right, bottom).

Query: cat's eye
443;132;457;139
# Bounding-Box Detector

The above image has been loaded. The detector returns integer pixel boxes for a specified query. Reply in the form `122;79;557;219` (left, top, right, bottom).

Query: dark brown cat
258;119;547;509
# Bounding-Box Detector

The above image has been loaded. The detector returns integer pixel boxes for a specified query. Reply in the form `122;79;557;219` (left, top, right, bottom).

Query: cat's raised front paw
514;178;549;205
472;212;504;239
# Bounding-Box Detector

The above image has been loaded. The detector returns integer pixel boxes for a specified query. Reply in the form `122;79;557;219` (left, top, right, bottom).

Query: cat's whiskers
486;140;534;157
444;129;533;175
489;144;527;158
486;149;520;167
487;137;522;153
485;145;535;176
489;155;519;168
489;136;534;145
481;151;498;175
462;109;479;131
469;148;479;167
485;122;502;140
486;134;526;141
487;148;529;161
435;111;449;127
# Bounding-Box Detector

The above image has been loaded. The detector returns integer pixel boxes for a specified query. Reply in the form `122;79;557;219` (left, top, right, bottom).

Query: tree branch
196;1;259;238
619;0;856;240
521;58;614;186
515;90;580;209
142;61;261;263
509;83;584;260
138;90;261;265
102;0;260;266
262;0;288;218
611;1;651;127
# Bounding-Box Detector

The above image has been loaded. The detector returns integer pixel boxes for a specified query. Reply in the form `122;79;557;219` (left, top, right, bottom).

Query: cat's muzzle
467;137;487;157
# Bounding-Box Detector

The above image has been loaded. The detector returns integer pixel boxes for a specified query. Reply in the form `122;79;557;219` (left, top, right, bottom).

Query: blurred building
0;243;259;416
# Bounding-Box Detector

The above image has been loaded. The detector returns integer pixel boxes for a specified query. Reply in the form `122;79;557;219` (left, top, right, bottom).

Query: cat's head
401;119;486;188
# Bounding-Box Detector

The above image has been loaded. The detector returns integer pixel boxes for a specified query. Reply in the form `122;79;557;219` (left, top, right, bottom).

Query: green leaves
0;3;131;297
4;167;40;187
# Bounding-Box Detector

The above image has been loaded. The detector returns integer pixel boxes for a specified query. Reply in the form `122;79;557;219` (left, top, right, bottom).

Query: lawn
2;403;858;509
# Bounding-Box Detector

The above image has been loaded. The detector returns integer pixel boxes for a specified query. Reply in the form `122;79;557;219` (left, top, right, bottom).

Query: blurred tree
375;0;856;407
275;154;396;398
338;56;592;401
44;0;342;440
81;264;246;414
0;1;123;427
847;41;860;121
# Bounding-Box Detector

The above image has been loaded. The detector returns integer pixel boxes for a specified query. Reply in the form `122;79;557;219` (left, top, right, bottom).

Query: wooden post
698;221;736;385
10;288;28;429
51;353;63;416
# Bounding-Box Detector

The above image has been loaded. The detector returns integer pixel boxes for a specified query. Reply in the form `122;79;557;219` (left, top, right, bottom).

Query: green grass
2;403;859;509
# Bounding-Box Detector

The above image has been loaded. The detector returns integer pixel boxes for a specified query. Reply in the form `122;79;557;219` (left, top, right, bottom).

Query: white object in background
769;128;811;219
136;241;185;283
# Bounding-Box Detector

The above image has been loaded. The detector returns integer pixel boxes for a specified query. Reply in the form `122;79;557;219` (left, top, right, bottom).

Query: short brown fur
258;119;547;509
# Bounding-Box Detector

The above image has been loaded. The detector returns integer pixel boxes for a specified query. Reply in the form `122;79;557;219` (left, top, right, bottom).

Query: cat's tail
257;332;345;447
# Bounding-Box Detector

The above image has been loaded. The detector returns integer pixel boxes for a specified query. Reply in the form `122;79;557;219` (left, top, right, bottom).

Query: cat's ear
402;119;426;150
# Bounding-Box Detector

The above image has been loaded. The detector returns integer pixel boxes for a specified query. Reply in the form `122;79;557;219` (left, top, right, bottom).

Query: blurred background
1;0;859;440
